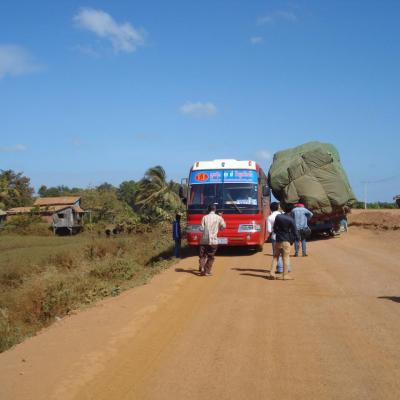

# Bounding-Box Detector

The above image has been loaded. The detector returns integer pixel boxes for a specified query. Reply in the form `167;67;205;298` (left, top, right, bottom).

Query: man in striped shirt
199;204;226;276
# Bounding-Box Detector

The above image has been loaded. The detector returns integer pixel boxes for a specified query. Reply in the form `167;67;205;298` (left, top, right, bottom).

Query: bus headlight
238;223;261;233
187;224;202;232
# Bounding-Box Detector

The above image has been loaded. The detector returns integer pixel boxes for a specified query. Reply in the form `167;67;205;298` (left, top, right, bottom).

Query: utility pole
361;181;368;209
363;181;367;209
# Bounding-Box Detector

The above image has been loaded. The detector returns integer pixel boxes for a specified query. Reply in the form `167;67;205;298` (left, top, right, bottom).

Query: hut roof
34;196;80;206
40;205;84;213
7;204;85;215
72;205;85;213
7;207;34;215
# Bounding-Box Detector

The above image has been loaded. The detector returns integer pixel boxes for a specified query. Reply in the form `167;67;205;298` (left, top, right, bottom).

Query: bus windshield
188;183;259;213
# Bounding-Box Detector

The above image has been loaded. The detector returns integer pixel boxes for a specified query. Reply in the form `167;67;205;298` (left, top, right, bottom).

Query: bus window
189;184;222;210
223;183;258;207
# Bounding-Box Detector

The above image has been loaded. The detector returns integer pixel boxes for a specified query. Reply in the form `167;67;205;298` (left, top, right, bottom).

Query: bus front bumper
187;232;262;247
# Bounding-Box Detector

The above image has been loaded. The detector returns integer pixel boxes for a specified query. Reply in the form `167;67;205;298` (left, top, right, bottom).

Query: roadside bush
0;260;43;289
0;308;20;352
8;273;85;325
90;259;139;281
40;278;74;321
0;268;24;288
47;252;79;270
85;239;127;260
83;223;96;232
4;216;51;236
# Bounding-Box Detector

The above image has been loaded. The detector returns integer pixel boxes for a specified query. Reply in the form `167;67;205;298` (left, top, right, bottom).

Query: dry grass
0;225;178;352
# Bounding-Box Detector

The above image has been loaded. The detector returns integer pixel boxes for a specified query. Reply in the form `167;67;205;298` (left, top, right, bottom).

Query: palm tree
135;166;182;221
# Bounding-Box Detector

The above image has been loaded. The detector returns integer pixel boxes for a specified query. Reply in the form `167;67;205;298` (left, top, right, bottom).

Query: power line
361;173;400;184
360;173;400;209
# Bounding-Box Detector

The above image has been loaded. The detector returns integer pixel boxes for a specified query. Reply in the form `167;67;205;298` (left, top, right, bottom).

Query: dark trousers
294;230;307;255
199;245;218;274
174;239;181;258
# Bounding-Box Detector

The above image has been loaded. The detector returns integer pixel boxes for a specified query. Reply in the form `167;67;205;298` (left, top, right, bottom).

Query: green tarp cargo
268;141;356;216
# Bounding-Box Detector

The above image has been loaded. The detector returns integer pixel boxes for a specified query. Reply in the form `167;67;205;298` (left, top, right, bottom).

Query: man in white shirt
199;204;226;276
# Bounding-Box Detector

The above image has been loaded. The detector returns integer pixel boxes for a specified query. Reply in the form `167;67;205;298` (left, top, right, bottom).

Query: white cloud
180;102;218;118
73;44;100;58
276;11;297;21
258;10;297;25
0;144;27;152
258;16;273;25
0;45;41;79
73;8;145;53
256;150;272;161
250;36;263;45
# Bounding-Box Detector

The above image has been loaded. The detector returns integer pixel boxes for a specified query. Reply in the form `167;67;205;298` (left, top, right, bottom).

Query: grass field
0;225;180;352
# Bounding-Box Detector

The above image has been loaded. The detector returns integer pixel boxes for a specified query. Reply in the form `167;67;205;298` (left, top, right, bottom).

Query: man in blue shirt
291;203;313;257
172;214;182;258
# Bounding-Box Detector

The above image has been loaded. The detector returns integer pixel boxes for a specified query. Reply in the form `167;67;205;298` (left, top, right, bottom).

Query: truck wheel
256;244;264;252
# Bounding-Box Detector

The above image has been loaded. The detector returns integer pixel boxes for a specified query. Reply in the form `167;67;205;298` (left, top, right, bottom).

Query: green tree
118;180;137;208
97;182;115;192
135;166;183;222
80;185;136;223
0;170;34;209
38;185;48;197
36;185;83;197
353;201;396;209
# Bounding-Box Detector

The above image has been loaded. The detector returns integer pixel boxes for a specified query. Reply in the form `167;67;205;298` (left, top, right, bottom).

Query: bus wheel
256;244;263;252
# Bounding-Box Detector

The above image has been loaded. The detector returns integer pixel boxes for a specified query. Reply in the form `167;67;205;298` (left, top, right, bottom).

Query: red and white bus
183;159;271;250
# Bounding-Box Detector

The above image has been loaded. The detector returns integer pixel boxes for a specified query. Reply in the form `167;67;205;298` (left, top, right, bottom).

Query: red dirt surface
348;209;400;230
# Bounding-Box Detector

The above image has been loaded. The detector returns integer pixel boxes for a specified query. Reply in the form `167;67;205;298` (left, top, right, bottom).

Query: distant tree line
352;201;397;209
0;166;184;224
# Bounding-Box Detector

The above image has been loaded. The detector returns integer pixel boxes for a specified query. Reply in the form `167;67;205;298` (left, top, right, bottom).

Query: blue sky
1;0;399;202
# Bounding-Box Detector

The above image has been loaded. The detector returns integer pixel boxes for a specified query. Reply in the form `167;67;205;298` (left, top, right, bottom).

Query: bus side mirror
263;185;271;197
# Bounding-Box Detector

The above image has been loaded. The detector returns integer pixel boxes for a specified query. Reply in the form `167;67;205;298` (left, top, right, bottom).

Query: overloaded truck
394;195;400;208
268;141;356;235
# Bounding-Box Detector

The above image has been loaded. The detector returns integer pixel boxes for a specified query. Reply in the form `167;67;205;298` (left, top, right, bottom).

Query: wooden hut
7;196;84;234
35;196;84;234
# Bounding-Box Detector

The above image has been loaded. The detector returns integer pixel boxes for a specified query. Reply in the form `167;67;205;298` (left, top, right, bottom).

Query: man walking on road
267;202;291;274
291;203;313;257
199;204;226;276
269;203;299;280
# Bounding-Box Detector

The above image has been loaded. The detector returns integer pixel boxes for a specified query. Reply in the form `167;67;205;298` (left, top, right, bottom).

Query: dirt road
1;227;400;400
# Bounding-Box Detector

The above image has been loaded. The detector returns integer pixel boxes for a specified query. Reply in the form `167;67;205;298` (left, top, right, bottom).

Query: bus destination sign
190;169;257;184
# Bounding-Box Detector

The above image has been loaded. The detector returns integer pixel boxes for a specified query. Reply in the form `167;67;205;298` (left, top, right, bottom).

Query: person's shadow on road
175;268;202;276
377;296;400;304
231;267;269;279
